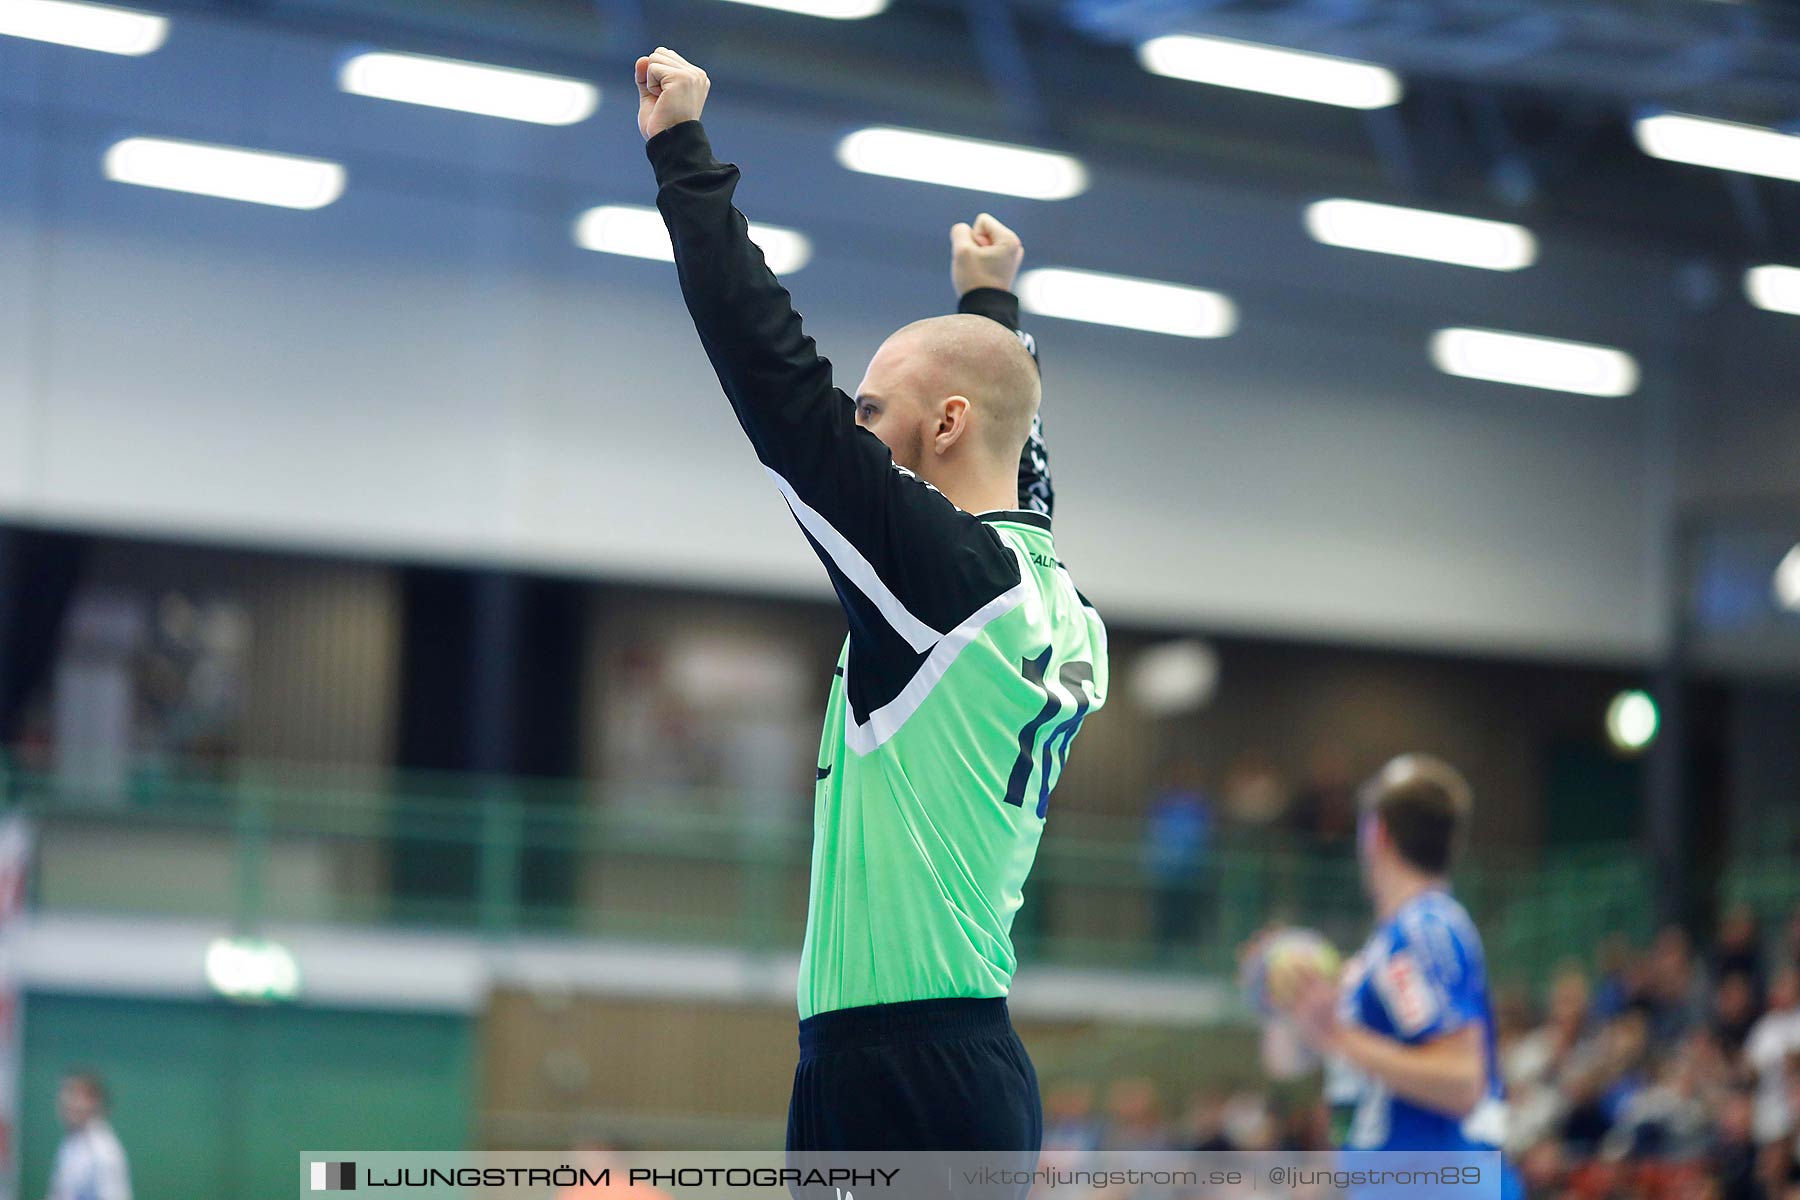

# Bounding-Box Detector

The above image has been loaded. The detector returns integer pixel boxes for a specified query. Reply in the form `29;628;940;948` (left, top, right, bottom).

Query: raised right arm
950;214;1053;519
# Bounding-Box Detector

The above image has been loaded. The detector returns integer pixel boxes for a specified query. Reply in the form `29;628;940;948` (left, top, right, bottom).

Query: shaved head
855;314;1041;487
885;315;1040;461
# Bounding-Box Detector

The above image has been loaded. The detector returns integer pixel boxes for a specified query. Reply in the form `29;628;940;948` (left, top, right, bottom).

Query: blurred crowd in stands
1497;906;1800;1199
1044;904;1800;1199
1140;750;1361;954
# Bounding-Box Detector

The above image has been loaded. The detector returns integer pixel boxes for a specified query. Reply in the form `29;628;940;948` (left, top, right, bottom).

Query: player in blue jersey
1272;754;1519;1195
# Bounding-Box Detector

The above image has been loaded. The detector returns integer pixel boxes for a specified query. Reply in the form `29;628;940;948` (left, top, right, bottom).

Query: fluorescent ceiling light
1635;113;1800;182
715;0;887;16
1605;690;1659;754
1430;328;1638;397
575;204;812;274
1304;199;1536;271
836;127;1088;200
0;0;166;55
340;52;598;125
1139;34;1401;109
1775;544;1800;612
1745;264;1800;316
1018;268;1236;338
104;138;346;210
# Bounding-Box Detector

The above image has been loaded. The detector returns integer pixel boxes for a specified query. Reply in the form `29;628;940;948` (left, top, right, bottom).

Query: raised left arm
637;49;1026;674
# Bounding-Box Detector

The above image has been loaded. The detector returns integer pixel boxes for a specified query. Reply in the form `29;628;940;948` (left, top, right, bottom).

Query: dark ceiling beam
963;0;1049;136
1066;0;1800;116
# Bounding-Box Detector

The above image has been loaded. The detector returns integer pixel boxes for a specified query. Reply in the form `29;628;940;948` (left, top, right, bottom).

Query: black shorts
785;997;1043;1153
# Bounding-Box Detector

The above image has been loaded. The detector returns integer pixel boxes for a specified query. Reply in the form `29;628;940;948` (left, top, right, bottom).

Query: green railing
1721;810;1800;926
0;757;1655;985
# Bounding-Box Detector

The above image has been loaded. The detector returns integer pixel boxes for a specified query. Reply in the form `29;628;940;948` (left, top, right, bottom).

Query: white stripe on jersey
844;554;1032;753
766;466;944;654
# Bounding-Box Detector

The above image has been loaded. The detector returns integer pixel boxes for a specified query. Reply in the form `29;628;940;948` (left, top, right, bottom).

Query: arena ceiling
133;0;1800;259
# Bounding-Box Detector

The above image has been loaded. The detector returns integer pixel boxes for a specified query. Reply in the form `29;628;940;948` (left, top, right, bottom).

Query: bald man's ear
931;395;973;456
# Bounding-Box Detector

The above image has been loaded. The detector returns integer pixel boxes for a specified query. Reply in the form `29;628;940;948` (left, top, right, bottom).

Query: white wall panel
0;122;38;510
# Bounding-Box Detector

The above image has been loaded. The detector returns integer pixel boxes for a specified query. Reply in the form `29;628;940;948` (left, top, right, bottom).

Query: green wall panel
21;993;472;1200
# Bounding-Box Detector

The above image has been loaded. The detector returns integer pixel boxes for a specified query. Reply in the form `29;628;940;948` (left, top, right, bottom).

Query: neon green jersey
800;514;1108;1016
648;120;1109;1018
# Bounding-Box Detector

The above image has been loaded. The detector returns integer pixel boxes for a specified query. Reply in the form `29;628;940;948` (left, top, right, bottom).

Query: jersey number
1003;649;1094;818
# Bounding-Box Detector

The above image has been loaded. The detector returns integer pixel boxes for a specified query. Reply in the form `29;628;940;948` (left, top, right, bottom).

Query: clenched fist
950;213;1025;296
635;47;710;142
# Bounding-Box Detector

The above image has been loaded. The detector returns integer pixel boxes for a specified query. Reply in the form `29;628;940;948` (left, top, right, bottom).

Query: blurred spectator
47;1071;130;1200
1140;759;1215;956
1711;1089;1762;1200
1641;926;1708;1049
1290;745;1357;853
1510;966;1595;1085
1592;934;1639;1022
1180;1090;1234;1152
1042;1082;1102;1155
1713;904;1766;1002
1219;751;1288;830
1561;1009;1652;1155
1598;1032;1724;1163
1505;966;1595;1154
1277;1099;1331;1152
1495;980;1535;1044
1099;1078;1170;1151
1518;1137;1569;1197
1219;1089;1278;1151
555;1142;672;1200
1747;966;1800;1147
1714;973;1761;1056
1041;906;1800;1196
1774;1058;1800;1196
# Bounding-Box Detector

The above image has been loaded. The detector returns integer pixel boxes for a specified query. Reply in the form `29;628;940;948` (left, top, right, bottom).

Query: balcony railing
0;757;1659;986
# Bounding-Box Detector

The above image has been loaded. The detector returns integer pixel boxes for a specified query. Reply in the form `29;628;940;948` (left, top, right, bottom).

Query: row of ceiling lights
4;0;1800;401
